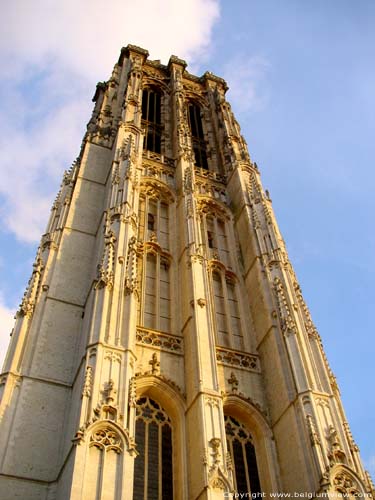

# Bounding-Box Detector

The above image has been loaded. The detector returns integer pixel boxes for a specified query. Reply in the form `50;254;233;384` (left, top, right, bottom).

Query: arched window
138;196;169;250
213;271;229;347
133;397;173;500
138;195;172;333
227;279;243;350
211;270;244;350
142;252;171;332
142;88;162;153
188;103;208;169
225;415;261;495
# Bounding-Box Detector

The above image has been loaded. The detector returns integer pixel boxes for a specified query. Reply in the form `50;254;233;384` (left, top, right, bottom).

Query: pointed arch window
133;397;173;500
142;252;171;332
211;271;244;350
202;214;230;267
138;196;170;249
137;194;172;333
213;271;229;347
142;88;162;153
188;103;208;169
225;415;261;495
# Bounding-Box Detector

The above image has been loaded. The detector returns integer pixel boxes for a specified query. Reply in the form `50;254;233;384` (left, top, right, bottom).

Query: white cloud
0;0;220;242
0;295;16;370
0;0;220;81
223;55;271;115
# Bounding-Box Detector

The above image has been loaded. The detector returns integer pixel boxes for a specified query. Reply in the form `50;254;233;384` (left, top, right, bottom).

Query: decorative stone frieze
216;346;259;372
136;327;184;353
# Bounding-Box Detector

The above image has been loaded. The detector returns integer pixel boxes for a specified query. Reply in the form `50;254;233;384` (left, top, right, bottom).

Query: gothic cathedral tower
0;45;373;500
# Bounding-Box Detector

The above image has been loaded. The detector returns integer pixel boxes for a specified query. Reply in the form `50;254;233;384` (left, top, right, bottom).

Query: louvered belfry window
225;415;261;494
133;397;173;500
142;89;162;153
188;103;208;169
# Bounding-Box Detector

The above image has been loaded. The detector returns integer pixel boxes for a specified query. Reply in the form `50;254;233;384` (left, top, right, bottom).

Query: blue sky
0;0;374;478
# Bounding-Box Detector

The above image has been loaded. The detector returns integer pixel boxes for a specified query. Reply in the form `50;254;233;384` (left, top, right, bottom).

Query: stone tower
0;45;373;500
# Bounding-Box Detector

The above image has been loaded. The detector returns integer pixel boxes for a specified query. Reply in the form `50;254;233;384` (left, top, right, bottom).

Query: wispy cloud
0;0;220;242
222;55;271;115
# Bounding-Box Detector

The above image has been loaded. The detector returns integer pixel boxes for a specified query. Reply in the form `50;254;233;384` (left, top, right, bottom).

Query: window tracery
133;397;173;500
212;271;243;350
139;196;169;249
142;88;162;154
225;415;261;495
200;212;230;266
188;102;208;169
138;194;172;333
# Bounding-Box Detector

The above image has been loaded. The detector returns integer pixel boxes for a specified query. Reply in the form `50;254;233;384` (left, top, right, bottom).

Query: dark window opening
148;213;155;231
207;231;214;248
133;397;173;500
142;89;162;154
225;415;261;494
188;103;208;169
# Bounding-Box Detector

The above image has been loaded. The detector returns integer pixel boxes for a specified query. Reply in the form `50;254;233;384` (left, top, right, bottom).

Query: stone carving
104;350;122;363
134;371;185;399
306;414;321;446
205;396;220;408
216;347;259;371
274;277;297;335
96;229;116;289
209;437;222;468
210;477;226;491
136;327;184;353
149;353;160;374
128;377;137;408
18;256;44;318
194;167;226;184
227;372;239;392
93;380;119;422
140;178;174;203
124;236;138;295
184;166;193;194
87;104;116;148
103;379;117;404
82;366;93;398
327;425;346;465
142;161;175;188
142;150;175;168
222;391;266;418
196;197;230;220
90;427;123;453
333;470;360;495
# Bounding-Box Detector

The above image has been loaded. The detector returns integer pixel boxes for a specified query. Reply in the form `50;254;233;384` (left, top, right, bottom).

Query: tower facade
0;45;373;500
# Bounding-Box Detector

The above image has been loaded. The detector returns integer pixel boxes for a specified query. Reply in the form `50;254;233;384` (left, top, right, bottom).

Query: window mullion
153;95;157;150
221;273;233;347
213;217;219;255
156;253;160;330
158;424;162;500
156;199;160;242
140;197;149;325
229;439;237;492
147;90;150;121
144;421;149;500
242;440;251;494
